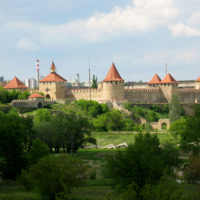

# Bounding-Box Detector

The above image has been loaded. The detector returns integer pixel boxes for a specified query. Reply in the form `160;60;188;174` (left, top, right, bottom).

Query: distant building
0;76;4;82
25;78;37;89
84;79;93;87
39;76;45;81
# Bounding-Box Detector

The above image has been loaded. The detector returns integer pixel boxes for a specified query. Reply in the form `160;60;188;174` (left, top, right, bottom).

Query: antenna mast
89;56;91;100
76;73;80;90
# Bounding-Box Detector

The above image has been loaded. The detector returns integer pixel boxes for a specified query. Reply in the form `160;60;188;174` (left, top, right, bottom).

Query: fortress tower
148;73;161;88
103;63;124;100
196;76;200;89
159;73;178;102
39;62;67;99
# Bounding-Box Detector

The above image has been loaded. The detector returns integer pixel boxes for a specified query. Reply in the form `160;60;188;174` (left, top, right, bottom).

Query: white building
25;78;37;89
84;79;93;87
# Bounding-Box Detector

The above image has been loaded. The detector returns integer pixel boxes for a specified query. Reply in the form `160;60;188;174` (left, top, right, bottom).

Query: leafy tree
150;105;160;112
105;133;181;190
132;106;144;117
28;138;49;166
34;109;51;123
169;95;181;123
162;104;169;114
175;105;200;155
92;74;98;89
0;112;28;179
145;110;159;122
184;152;200;184
169;118;186;138
123;102;132;111
123;118;135;131
29;154;88;200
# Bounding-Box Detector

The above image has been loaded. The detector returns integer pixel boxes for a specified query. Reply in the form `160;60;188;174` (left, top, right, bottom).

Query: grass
91;131;178;146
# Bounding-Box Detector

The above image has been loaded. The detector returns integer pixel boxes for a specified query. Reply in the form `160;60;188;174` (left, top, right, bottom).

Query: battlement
178;89;200;92
11;99;35;103
66;89;102;93
124;89;159;93
98;99;128;104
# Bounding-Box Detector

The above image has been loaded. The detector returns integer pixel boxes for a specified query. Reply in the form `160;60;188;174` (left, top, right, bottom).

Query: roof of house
28;93;44;98
4;76;28;89
39;62;67;82
51;62;56;69
103;63;124;82
196;76;200;82
148;74;161;84
160;73;178;84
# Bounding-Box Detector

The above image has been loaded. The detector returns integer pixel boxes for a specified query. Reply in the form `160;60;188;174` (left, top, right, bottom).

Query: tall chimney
165;63;167;75
36;59;39;87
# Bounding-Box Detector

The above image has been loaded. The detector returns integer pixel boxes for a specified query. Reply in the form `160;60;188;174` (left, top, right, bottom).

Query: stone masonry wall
66;89;103;100
125;89;162;103
178;89;200;103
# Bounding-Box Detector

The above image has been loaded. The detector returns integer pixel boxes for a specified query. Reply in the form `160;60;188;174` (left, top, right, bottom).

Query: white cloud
168;23;200;37
15;38;38;50
3;0;178;46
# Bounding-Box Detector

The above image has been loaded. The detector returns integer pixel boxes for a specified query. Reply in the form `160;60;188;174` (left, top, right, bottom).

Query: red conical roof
28;93;44;98
196;76;200;82
148;74;161;84
39;62;67;82
103;63;124;82
160;73;178;84
51;62;56;69
4;76;28;89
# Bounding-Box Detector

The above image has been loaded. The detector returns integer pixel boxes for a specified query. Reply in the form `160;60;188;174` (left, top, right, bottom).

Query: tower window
111;81;112;83
116;81;117;84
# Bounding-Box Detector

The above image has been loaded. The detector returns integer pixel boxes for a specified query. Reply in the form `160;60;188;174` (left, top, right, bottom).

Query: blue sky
1;0;200;82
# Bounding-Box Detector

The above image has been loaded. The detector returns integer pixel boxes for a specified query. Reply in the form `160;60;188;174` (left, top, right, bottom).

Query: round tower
103;63;124;100
196;76;200;89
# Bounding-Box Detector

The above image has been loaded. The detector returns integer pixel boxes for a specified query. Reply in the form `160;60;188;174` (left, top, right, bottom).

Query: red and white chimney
36;59;39;87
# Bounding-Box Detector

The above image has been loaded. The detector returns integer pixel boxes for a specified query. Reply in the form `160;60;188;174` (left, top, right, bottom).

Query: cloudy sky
1;0;200;82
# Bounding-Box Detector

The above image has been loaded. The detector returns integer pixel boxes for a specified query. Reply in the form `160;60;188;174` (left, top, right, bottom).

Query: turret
148;74;161;88
196;76;200;89
103;63;124;100
159;73;178;102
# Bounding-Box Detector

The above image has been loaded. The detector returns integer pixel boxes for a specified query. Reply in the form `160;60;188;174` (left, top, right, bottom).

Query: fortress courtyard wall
124;88;164;103
178;89;200;103
66;89;103;100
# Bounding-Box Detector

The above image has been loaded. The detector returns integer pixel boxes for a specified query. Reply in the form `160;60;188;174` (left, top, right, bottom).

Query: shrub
144;122;153;131
28;138;49;166
150;105;160;112
123;102;132;111
132;106;144;117
17;169;33;191
145;111;159;122
89;170;97;180
29;154;88;199
124;118;135;131
162;104;169;114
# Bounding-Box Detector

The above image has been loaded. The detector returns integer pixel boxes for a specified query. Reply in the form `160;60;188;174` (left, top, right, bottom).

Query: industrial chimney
165;63;167;75
36;59;39;87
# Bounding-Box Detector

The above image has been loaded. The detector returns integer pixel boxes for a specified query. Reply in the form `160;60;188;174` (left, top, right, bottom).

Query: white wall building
84;79;93;87
25;78;37;89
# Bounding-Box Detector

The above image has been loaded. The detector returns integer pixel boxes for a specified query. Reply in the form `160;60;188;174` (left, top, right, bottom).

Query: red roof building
160;73;178;84
103;63;124;82
148;74;161;84
39;62;67;82
196;76;200;82
28;93;44;98
4;76;28;89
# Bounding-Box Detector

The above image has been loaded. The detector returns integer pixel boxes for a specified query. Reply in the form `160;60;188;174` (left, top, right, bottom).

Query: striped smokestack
36;59;39;87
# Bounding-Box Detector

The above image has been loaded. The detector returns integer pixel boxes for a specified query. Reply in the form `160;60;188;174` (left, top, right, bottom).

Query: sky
1;0;200;83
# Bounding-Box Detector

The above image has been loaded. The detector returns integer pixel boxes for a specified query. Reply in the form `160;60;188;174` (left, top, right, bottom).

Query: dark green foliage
162;104;169;114
145;110;159;122
169;118;186;138
107;174;200;200
177;105;200;155
132;106;144;117
105;133;181;190
0;112;28;179
29;154;88;200
17;169;33;191
122;102;132;111
92;75;98;89
28;138;49;166
89;170;97;180
181;107;186;116
169;95;181;123
123;118;135;131
34;109;51;123
74;99;109;118
150;105;160;112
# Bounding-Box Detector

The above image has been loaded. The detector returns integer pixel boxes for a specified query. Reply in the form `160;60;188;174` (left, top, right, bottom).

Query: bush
132;106;144;117
162;104;169;114
28;138;49;166
124;118;135;131
29;154;88;199
123;102;132;111
145;110;159;122
89;170;97;180
184;152;200;184
17;169;33;191
150;105;160;112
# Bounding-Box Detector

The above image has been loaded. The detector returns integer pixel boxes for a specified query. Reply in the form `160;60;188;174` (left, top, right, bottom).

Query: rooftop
4;76;28;89
28;93;44;98
148;74;162;84
160;73;178;84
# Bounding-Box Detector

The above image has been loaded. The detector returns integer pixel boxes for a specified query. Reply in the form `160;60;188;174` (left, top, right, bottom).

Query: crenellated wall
66;89;103;100
178;89;200;103
124;88;162;103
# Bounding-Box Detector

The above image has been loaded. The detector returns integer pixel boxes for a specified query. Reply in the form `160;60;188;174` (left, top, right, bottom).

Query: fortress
4;61;200;107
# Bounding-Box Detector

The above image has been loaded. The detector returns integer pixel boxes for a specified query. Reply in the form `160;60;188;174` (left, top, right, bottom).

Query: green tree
178;105;200;155
29;154;88;200
28;138;49;166
34;109;51;123
162;104;169;114
0;112;28;179
105;133;181;190
92;74;98;89
169;95;181;123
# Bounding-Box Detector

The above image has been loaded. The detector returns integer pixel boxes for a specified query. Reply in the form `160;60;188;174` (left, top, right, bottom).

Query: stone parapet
178;89;200;92
125;89;159;92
